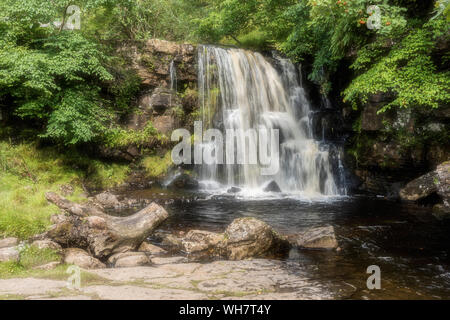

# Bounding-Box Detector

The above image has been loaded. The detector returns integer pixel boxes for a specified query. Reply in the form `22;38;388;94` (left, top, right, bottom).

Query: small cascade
169;60;177;92
197;45;341;196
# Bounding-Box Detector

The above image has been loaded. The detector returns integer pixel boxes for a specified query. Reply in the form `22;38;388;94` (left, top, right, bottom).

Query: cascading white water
169;60;177;92
197;45;339;196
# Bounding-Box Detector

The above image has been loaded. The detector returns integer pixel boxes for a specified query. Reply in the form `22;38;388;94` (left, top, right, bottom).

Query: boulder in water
222;217;289;260
263;180;282;193
292;226;338;250
95;192;120;208
227;187;241;194
167;174;199;190
436;161;450;209
399;171;438;201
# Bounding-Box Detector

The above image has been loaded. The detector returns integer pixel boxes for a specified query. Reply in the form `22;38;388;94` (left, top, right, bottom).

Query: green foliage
344;16;450;111
0;0;114;145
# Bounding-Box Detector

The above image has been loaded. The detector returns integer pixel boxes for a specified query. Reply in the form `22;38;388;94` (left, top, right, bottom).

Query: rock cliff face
100;39;199;162
343;91;450;196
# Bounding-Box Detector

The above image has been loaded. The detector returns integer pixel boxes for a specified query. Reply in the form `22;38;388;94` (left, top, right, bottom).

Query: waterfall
169;60;177;92
197;45;339;196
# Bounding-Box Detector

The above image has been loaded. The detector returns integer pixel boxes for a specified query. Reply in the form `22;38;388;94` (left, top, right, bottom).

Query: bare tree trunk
42;192;169;259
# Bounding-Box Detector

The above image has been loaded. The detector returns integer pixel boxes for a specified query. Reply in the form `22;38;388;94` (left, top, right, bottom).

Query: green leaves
42;87;108;145
0;1;114;145
344;16;450;112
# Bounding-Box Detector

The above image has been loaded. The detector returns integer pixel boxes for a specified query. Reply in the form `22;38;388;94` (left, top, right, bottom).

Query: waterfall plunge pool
115;188;450;299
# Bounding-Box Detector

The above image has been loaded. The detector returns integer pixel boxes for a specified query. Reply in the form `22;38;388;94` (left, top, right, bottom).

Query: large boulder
222;218;289;260
64;248;106;269
399;171;438;201
399;161;449;204
292;226;338;250
436;161;450;209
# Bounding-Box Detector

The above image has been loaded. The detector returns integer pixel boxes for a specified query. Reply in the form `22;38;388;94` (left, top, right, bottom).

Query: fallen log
42;192;169;259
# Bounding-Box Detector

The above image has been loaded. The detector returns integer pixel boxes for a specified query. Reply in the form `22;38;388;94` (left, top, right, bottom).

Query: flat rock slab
82;285;207;300
0;278;67;296
0;259;352;300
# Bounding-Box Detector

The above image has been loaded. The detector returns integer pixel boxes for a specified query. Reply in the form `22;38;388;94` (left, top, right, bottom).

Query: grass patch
0;141;130;239
0;246;60;278
142;151;173;178
19;246;61;269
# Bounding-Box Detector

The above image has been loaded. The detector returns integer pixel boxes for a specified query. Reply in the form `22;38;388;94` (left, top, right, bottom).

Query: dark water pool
120;189;450;299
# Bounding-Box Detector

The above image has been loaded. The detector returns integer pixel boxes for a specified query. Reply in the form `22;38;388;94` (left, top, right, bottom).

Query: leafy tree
0;0;115;145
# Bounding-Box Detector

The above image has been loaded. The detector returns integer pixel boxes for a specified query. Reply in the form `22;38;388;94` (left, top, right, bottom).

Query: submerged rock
293;226;338;250
263;180;282;193
64;248;106;269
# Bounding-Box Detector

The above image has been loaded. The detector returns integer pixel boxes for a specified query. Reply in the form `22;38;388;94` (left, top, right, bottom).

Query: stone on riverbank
0;246;20;262
31;240;62;253
64;248;106;269
108;252;151;268
138;242;167;255
0;237;19;249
